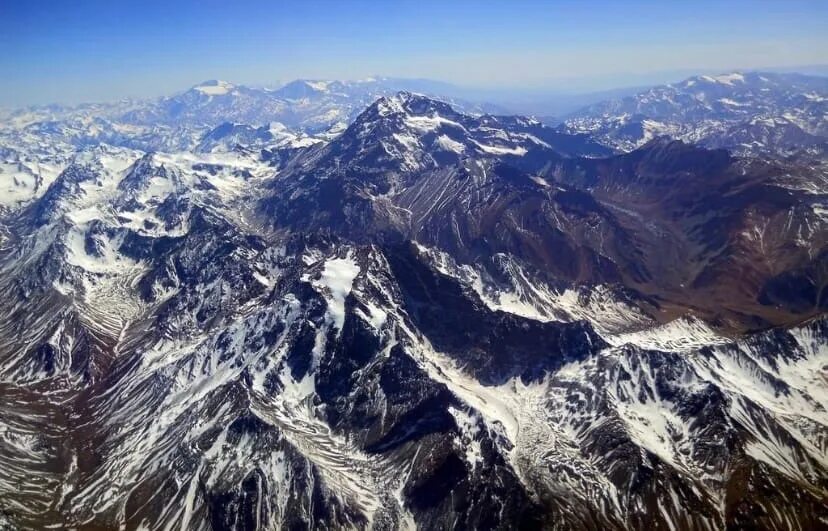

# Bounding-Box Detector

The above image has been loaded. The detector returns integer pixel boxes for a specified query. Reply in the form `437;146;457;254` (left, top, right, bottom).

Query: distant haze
2;0;827;107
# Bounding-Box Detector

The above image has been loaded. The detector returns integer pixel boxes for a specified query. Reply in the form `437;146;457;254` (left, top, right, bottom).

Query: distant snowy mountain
566;71;828;155
0;83;827;530
0;77;503;169
122;77;502;133
194;121;326;154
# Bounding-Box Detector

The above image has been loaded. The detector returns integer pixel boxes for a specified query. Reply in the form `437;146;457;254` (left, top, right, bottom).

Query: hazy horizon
3;0;828;108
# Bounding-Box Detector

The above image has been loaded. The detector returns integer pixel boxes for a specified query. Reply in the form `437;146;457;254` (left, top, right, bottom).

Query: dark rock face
263;94;827;330
0;89;826;530
385;242;606;384
759;249;828;313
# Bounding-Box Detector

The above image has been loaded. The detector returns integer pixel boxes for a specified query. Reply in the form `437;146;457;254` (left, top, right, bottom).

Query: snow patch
434;134;465;154
193;80;235;96
448;407;483;470
312;254;361;332
405;114;466;133
606;316;726;352
473;141;527;156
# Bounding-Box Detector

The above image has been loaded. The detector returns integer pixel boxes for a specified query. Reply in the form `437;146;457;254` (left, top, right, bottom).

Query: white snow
434;134;465;154
312;255;361;332
405;114;466;133
640;119;679;144
606;315;728;352
448;406;484;470
472;141;527;156
719;98;748;107
287;136;323;148
268;122;288;134
355;300;387;331
193;80;234;96
413;243;652;336
304;80;330;92
64;225;138;275
0;162;40;206
392;133;420;151
702;73;745;85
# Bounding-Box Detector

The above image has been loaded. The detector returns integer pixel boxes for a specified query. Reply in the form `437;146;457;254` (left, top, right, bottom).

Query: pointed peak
367;91;456;118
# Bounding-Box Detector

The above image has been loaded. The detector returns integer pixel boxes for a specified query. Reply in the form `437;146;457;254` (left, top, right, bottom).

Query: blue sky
2;0;827;107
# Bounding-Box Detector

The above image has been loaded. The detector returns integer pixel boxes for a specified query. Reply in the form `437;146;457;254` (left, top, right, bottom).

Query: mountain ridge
565;70;828;155
0;80;826;530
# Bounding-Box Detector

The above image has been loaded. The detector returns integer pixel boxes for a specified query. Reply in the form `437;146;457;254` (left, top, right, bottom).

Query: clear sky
2;0;827;107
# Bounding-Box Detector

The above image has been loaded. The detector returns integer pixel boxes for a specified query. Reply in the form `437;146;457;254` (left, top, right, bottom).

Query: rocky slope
0;90;826;530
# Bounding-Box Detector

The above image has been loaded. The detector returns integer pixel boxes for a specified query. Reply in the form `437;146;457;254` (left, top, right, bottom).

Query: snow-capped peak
699;72;746;86
192;79;236;96
369;91;456;120
303;80;331;92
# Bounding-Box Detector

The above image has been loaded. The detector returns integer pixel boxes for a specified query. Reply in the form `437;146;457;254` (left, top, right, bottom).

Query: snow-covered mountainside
0;78;499;206
565;71;828;156
0;77;496;158
0;86;826;530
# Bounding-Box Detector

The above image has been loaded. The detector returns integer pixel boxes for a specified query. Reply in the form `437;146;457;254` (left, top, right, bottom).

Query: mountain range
0;72;826;530
564;71;828;156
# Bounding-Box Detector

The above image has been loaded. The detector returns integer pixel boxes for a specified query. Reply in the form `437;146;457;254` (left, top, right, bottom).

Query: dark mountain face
541;139;828;328
262;95;827;331
0;88;826;530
